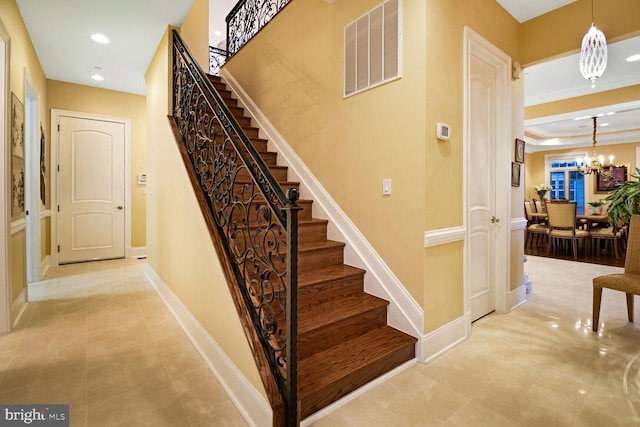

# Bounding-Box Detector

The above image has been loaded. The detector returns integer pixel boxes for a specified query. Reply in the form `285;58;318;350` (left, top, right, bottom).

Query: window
548;157;585;210
344;0;401;97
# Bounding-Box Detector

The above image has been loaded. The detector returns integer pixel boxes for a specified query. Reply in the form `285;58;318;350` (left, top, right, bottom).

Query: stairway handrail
171;29;300;426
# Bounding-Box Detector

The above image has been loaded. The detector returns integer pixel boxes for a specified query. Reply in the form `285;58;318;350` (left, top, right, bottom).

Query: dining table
529;208;609;228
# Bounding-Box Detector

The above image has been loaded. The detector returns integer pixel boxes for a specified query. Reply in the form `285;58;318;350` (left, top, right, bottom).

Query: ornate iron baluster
172;30;300;425
226;0;292;57
209;46;227;76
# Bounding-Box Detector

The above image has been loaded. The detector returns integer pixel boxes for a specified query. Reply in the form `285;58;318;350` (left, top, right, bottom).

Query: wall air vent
344;0;401;97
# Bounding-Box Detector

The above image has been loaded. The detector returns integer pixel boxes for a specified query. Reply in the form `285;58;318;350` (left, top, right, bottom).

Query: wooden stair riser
298;304;388;360
228;199;314;223
232;181;300;196
208;125;268;151
230;239;344;274
298;245;344;272
241;265;364;306
298;270;364;301
299;339;415;418
219;146;277;166
235;165;288;182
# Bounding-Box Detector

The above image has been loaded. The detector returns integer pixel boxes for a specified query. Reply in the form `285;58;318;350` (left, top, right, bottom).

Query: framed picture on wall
511;162;521;187
11;92;25;221
515;138;525;164
595;164;629;193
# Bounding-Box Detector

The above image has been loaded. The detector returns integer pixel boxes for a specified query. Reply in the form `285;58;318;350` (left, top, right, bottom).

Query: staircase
206;74;417;419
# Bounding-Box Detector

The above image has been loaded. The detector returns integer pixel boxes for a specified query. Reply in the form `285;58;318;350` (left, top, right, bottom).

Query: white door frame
51;109;132;266
0;18;10;335
463;27;511;326
24;74;40;283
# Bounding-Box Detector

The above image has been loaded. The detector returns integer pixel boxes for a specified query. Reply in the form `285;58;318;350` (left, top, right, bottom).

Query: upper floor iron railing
226;0;292;57
172;30;300;426
209;46;227;76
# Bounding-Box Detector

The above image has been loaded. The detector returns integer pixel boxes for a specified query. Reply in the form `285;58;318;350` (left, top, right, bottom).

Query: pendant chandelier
579;0;607;84
576;116;614;179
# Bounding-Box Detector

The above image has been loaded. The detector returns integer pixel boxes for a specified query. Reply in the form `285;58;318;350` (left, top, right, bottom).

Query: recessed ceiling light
91;74;104;81
626;54;640;62
91;33;110;44
599;123;609;127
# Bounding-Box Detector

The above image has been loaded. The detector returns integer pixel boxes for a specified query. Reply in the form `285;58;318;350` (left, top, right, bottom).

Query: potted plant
605;167;640;226
588;201;605;215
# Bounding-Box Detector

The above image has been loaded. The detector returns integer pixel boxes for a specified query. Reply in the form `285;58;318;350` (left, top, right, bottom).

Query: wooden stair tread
298;239;345;252
298;292;387;333
298;264;364;287
298;327;416;415
299;327;416;383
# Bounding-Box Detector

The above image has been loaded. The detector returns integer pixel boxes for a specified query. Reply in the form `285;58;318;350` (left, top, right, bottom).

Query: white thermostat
437;123;451;141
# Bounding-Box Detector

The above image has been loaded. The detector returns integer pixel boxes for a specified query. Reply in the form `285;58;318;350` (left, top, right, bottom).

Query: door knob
116;206;123;210
491;216;500;223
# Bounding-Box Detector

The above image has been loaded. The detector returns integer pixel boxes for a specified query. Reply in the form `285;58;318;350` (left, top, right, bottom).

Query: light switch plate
382;178;392;195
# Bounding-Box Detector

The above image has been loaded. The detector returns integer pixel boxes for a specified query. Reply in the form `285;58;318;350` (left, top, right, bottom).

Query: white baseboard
506;284;527;312
419;314;469;364
10;288;27;329
130;246;147;259
144;263;271;427
220;69;423;341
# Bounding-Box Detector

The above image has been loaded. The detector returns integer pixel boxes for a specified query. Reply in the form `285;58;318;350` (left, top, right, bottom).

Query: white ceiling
496;0;576;23
15;0;640;151
16;0;195;95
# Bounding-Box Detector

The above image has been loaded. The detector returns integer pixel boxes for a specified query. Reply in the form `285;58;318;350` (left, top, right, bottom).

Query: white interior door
469;52;497;321
58;116;125;264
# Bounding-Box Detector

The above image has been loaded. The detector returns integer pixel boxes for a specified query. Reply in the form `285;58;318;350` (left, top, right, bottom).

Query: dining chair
533;198;545;214
592;215;640;332
545;202;589;259
590;223;626;259
524;200;548;247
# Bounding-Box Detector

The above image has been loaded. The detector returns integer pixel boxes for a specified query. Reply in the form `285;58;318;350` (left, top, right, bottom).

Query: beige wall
1;0;48;308
145;0;265;398
47;80;147;248
224;0;522;333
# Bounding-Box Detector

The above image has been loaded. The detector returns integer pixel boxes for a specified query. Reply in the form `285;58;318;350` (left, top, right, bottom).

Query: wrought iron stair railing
171;29;300;426
209;0;292;74
226;0;292;58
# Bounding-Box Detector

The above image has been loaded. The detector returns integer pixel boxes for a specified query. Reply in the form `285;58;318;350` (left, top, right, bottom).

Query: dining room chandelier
576;116;614;180
579;0;607;84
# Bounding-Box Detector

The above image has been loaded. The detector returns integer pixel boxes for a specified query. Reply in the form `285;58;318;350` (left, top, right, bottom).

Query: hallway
1;256;640;426
0;259;245;426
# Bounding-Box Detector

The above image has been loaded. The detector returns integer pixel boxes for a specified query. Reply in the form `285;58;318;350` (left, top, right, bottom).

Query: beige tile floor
0;258;246;426
1;256;639;426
